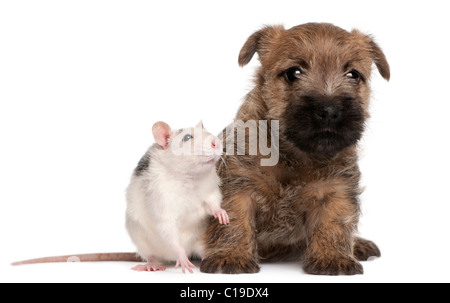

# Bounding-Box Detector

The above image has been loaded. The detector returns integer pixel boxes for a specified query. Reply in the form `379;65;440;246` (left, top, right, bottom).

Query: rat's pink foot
214;208;230;225
131;263;166;272
175;253;196;274
131;256;166;272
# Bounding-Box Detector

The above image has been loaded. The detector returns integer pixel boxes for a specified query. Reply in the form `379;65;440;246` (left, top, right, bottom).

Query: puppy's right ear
238;25;285;67
152;121;172;149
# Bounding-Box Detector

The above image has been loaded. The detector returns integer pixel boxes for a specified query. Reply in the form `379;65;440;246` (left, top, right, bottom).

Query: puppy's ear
368;39;390;81
351;29;390;81
238;25;285;67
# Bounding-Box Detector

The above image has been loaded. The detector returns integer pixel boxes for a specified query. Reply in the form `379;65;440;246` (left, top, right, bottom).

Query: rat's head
152;121;222;173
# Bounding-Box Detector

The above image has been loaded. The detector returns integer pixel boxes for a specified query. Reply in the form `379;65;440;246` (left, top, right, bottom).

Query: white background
1;0;449;283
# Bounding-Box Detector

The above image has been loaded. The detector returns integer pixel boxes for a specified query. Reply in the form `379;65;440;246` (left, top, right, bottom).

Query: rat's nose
211;138;221;150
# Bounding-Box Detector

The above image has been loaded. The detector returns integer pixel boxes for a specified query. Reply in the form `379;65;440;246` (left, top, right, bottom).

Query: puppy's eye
346;70;361;83
183;134;193;142
285;67;303;82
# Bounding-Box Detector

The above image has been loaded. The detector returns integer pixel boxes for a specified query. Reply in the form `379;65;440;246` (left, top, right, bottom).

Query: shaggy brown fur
201;23;389;275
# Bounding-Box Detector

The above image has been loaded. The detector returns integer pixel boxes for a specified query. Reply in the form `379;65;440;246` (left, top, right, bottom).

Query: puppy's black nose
315;107;341;127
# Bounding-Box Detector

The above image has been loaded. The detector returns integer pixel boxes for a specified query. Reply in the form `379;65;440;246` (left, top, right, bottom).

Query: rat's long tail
11;252;142;266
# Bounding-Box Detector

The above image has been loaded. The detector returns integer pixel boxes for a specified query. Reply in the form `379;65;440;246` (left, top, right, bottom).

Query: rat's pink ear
152;121;172;149
195;120;205;129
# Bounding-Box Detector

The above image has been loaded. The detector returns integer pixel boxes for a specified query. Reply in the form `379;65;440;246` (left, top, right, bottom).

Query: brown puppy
200;23;390;275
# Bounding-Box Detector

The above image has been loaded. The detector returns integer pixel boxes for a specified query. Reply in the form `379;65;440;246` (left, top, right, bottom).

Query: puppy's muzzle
315;107;342;127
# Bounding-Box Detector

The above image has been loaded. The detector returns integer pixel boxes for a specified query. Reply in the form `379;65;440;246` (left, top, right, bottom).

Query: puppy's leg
200;193;260;274
302;184;363;275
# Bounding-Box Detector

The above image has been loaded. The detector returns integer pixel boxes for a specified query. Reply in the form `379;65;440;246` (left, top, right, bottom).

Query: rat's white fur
125;122;224;266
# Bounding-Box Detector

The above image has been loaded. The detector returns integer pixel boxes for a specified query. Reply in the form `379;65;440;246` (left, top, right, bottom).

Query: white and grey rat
12;121;229;273
125;120;229;273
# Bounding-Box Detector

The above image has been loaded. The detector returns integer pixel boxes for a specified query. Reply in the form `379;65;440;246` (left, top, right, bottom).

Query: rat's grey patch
134;151;150;176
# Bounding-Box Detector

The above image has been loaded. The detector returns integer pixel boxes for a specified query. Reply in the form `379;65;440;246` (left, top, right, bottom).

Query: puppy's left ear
238;25;285;67
351;30;390;81
368;39;390;81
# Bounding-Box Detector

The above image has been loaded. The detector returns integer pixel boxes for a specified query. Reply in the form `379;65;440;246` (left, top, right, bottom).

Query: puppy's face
239;23;390;157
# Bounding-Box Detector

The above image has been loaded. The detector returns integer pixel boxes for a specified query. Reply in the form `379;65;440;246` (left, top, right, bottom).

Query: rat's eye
183;134;193;142
345;70;361;83
284;66;303;82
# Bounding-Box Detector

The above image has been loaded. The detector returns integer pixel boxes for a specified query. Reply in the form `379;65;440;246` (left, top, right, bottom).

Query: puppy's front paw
200;255;260;274
303;255;363;276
